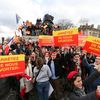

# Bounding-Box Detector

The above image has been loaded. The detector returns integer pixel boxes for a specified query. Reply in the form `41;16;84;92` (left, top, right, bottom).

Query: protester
83;55;100;93
48;52;63;100
33;57;52;100
44;51;51;64
66;68;100;100
20;56;33;100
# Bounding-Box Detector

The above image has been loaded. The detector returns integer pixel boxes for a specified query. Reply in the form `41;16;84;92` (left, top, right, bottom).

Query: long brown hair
25;56;29;68
66;73;80;92
36;57;44;69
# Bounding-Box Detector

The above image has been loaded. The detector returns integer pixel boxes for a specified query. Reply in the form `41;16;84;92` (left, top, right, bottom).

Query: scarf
73;87;86;97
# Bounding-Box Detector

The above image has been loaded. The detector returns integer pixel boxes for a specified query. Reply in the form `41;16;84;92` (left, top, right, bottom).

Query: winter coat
69;70;100;100
83;57;100;93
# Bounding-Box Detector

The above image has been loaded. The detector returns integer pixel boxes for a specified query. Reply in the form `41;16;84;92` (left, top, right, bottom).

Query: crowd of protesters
0;14;99;100
0;35;100;100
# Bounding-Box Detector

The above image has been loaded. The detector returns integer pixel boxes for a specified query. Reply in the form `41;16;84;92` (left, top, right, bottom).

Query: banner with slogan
53;28;79;46
83;36;100;56
39;35;54;46
78;35;88;47
0;54;25;78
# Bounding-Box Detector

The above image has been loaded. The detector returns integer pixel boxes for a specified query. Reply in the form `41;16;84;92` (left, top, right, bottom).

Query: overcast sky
0;0;100;36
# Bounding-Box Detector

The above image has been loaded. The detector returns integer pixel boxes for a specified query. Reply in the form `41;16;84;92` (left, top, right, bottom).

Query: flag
16;14;22;24
4;37;14;54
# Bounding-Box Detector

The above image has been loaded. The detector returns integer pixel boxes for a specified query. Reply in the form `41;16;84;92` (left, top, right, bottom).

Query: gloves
20;86;26;97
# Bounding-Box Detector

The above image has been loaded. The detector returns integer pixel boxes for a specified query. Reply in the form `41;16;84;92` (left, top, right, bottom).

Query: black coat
48;58;62;78
0;77;10;99
0;77;19;100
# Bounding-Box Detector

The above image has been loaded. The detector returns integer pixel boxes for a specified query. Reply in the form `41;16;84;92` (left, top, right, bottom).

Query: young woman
33;57;52;100
18;56;33;100
44;51;50;64
66;68;100;100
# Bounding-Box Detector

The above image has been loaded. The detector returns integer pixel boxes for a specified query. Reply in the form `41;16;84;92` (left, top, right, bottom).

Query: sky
0;0;100;37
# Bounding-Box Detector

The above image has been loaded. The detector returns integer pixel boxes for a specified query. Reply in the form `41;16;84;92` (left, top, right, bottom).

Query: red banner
54;34;78;46
0;55;25;78
53;28;79;46
39;35;54;46
83;36;100;56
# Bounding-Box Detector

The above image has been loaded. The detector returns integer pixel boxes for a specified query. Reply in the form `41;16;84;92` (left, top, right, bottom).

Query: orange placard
78;35;88;47
83;36;100;56
53;28;79;46
0;54;25;78
39;35;54;46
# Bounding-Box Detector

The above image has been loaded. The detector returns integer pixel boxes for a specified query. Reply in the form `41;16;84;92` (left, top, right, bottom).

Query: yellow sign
39;35;53;39
53;28;78;36
86;36;100;44
0;54;25;63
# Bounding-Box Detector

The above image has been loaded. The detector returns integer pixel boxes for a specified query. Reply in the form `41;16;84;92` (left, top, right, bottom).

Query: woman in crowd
18;56;33;100
21;56;33;100
29;51;37;71
44;51;51;64
33;57;52;100
66;66;100;100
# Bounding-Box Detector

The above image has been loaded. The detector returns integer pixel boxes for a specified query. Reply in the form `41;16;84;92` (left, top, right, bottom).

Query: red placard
53;28;79;46
83;36;100;56
39;35;54;46
0;55;25;78
54;34;78;46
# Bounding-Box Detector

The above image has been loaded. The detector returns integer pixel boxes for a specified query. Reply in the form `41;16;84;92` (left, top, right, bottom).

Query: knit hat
67;71;78;79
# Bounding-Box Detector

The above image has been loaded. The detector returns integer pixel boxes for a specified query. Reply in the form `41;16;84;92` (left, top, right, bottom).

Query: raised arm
82;55;92;70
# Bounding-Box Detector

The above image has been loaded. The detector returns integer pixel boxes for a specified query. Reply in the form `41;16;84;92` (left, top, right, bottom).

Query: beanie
67;71;78;79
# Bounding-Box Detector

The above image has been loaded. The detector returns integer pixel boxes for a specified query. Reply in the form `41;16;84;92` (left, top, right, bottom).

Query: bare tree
56;19;74;30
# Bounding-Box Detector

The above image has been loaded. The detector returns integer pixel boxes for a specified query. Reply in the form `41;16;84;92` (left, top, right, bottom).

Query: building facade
79;24;100;38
